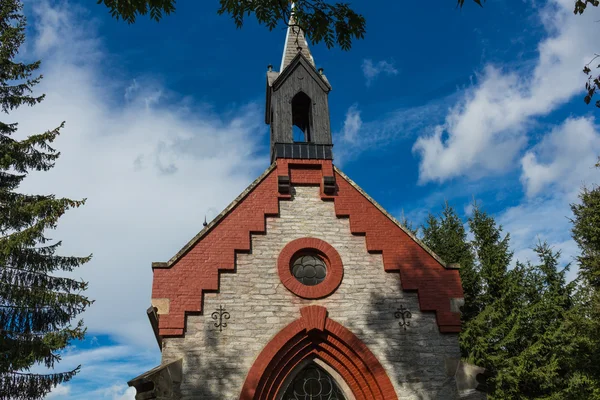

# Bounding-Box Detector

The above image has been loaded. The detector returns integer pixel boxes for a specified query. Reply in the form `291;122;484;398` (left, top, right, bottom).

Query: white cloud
361;59;399;86
497;194;581;281
499;118;600;281
46;384;71;399
413;0;598;184
464;203;474;217
520;117;600;197
339;104;362;143
114;387;136;400
40;344;156;400
99;384;136;400
334;101;446;164
14;0;266;366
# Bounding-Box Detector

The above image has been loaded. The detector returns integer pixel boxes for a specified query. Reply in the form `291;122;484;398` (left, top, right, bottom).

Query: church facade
128;14;483;400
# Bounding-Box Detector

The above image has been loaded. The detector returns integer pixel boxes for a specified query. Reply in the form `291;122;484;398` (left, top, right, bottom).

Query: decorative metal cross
211;305;230;332
394;305;412;330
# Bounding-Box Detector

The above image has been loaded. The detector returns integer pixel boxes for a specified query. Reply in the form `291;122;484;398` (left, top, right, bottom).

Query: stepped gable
150;160;463;337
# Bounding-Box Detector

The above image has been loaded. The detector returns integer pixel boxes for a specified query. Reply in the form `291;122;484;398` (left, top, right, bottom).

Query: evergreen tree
492;243;575;398
0;1;92;398
399;209;418;236
419;182;600;398
421;203;481;324
468;204;513;307
462;242;579;399
563;159;600;399
570;162;600;289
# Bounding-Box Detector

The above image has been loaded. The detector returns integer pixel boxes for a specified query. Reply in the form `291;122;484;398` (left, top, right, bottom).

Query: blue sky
11;0;600;398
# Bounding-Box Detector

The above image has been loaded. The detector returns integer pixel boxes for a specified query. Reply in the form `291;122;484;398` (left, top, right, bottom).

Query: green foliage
583;55;600;109
97;1;599;108
97;0;365;50
399;209;418;236
96;0;176;23
0;1;92;398
420;200;600;398
574;0;600;15
462;242;581;398
571;169;600;288
468;204;513;306
217;0;366;51
421;203;480;323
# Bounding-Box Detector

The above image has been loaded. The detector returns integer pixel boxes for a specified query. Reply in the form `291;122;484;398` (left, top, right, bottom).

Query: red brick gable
151;159;463;337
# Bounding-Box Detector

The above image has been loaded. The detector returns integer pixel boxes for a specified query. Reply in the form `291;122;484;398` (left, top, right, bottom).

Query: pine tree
420;203;481;324
0;1;92;398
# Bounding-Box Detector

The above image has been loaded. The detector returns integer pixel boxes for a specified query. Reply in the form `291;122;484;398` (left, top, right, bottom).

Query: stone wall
161;186;462;399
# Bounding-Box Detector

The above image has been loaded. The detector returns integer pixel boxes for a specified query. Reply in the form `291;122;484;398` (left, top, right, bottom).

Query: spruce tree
399;209;418;236
468;204;513;307
570;161;600;290
460;241;579;399
0;1;92;398
420;203;481;324
489;243;576;398
564;159;600;398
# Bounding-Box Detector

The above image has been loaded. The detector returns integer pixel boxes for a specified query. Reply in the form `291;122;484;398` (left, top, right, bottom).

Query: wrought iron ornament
211;305;230;332
394;305;412;330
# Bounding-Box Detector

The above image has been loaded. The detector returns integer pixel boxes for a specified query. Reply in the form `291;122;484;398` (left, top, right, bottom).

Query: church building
128;10;484;399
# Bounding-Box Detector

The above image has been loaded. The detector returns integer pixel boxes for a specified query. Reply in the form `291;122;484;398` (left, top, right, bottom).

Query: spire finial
279;2;315;71
203;216;208;227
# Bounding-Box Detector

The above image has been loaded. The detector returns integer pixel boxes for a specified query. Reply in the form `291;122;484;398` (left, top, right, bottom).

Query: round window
291;254;327;286
278;238;343;299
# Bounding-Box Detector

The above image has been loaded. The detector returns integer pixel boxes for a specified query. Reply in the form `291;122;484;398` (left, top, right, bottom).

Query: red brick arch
240;306;397;400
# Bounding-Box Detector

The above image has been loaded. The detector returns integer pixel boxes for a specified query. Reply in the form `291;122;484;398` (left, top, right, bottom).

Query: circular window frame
278;238;343;299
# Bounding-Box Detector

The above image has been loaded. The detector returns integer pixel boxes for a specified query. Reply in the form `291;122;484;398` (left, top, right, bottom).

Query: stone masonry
161;186;462;399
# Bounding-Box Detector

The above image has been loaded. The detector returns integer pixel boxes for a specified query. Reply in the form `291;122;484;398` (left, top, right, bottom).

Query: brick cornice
150;159;463;337
151;165;280;336
239;305;398;400
329;166;463;332
153;164;277;270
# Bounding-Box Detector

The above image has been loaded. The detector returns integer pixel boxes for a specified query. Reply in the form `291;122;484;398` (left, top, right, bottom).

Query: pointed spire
280;3;315;71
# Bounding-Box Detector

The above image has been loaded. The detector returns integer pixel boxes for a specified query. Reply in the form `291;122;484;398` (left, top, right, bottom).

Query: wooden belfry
127;4;484;399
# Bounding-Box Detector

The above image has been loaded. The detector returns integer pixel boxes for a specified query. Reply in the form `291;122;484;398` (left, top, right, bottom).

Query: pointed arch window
281;362;347;400
292;91;312;142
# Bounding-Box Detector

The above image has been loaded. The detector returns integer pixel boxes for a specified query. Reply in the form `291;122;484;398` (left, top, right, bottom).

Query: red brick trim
151;168;280;336
275;159;463;332
278;238;343;299
151;159;463;337
239;306;397;400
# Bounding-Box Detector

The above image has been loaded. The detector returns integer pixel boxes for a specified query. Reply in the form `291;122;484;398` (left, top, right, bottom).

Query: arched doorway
240;306;397;400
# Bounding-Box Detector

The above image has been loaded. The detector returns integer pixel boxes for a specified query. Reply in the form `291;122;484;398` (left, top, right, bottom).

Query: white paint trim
279;3;296;72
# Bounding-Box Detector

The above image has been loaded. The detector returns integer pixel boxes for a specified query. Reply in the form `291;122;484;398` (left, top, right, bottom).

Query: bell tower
127;4;476;399
265;7;333;162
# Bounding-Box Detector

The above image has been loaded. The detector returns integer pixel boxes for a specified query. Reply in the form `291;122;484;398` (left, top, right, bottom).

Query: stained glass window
282;363;346;400
291;255;327;286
